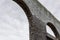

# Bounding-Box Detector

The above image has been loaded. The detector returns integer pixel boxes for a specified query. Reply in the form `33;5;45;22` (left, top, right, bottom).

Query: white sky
46;25;55;37
0;0;29;40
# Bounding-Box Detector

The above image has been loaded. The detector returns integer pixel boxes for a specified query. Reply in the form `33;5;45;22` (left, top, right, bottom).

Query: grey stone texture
30;16;46;40
13;0;60;40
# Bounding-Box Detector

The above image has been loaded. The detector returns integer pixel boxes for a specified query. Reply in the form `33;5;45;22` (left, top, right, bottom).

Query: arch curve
13;0;32;21
47;22;59;38
13;0;60;40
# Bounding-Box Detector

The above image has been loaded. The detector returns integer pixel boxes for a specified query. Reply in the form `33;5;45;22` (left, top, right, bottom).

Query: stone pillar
30;16;46;40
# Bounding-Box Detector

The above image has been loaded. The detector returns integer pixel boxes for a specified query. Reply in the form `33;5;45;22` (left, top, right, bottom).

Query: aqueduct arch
47;22;59;38
13;0;60;40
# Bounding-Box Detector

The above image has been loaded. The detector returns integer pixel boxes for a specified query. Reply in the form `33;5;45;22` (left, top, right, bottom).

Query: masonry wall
30;16;46;40
14;0;60;40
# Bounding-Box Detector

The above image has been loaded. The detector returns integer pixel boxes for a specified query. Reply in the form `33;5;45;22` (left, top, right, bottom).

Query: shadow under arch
13;0;32;21
47;22;59;38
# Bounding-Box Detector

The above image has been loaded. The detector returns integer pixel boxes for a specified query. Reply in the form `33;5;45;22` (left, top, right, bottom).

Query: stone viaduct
13;0;60;40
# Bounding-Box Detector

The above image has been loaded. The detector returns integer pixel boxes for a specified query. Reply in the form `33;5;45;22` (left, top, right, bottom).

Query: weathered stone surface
30;16;46;40
13;0;60;40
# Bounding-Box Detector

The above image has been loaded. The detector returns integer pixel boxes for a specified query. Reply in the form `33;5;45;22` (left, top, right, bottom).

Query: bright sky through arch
0;0;29;40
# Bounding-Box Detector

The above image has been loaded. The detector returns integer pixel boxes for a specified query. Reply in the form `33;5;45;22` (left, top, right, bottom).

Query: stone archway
46;22;59;40
13;0;60;40
47;22;59;37
13;0;47;40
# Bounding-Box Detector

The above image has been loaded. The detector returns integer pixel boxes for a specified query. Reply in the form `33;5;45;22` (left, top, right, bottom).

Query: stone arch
13;0;32;22
47;22;59;38
12;0;60;40
13;0;33;40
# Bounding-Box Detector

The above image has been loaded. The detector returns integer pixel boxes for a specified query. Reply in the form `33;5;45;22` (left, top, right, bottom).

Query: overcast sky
0;0;29;40
0;0;60;40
